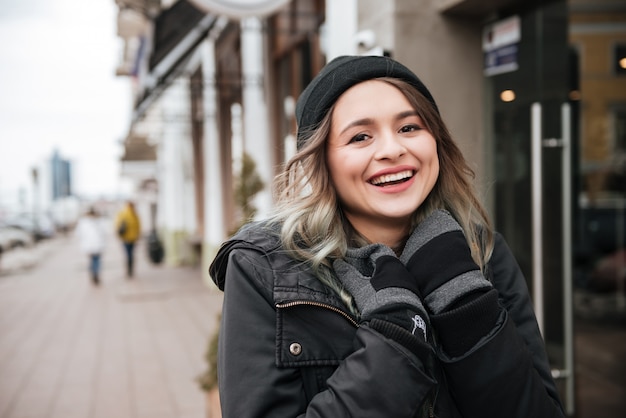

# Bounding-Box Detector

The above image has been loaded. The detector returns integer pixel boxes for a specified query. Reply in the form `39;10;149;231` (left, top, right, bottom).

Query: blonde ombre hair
268;77;494;302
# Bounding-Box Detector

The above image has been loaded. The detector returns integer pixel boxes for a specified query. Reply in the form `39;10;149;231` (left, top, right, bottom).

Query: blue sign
484;44;519;76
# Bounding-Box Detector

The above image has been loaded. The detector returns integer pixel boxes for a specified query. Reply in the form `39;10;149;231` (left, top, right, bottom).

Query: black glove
333;244;430;351
399;210;492;313
400;210;500;357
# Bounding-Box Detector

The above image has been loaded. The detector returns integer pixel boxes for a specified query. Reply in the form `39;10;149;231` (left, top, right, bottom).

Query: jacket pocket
275;302;356;367
276;302;357;402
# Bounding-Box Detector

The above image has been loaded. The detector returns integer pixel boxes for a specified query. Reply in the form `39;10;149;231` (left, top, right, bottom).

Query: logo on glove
411;314;427;340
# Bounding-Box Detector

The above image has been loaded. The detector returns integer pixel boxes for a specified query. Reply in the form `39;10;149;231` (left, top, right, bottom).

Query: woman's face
327;80;439;241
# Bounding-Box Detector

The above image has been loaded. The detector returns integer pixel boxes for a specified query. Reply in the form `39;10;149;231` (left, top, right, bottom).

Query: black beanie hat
295;55;439;149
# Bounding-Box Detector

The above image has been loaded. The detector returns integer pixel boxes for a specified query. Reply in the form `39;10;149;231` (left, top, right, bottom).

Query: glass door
485;0;574;413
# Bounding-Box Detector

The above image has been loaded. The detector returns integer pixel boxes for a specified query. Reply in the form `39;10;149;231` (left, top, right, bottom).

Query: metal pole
616;182;625;310
561;103;575;415
531;102;545;335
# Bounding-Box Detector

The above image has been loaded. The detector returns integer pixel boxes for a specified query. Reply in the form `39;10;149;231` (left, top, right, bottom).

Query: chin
377;210;415;224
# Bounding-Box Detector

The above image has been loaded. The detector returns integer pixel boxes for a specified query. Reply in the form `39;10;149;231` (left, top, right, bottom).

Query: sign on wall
483;15;521;77
188;0;290;19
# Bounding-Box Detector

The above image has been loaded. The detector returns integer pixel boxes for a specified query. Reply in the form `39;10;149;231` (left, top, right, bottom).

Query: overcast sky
0;0;132;211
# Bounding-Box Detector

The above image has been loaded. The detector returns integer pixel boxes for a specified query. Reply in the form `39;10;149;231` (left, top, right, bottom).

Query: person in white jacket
75;207;106;285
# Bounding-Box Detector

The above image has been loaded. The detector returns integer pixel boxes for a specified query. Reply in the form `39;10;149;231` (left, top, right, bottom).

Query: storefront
113;1;625;412
483;1;574;411
483;0;626;414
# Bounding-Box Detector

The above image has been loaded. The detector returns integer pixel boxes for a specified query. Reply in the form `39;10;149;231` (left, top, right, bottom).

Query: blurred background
0;0;624;417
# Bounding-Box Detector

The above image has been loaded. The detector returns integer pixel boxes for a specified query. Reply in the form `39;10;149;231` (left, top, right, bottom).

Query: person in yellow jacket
115;201;141;277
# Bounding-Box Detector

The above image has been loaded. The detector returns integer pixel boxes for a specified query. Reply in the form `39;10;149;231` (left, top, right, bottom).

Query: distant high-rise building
50;150;72;200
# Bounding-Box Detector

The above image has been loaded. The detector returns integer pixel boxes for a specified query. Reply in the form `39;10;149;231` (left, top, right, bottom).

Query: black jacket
209;222;565;417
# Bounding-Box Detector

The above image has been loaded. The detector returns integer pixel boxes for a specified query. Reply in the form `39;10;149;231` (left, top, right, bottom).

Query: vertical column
324;0;358;59
201;38;226;281
241;17;272;219
160;80;189;265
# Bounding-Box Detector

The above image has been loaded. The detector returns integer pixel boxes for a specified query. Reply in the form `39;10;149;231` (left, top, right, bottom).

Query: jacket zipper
278;300;438;417
276;300;359;328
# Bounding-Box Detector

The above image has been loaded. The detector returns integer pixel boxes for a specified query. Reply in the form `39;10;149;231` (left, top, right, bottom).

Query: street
0;230;223;418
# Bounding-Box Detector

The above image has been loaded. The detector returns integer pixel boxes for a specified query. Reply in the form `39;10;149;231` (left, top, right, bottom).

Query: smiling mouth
369;170;415;187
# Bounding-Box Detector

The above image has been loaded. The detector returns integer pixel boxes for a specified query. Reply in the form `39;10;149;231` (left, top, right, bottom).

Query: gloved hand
333;244;429;343
399;210;501;357
399;209;493;314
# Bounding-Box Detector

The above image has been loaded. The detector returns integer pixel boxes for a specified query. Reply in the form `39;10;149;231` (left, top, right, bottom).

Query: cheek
413;139;440;185
431;160;441;189
430;153;440;187
328;151;358;181
326;154;341;184
326;155;344;196
431;151;440;174
422;138;439;167
327;153;361;201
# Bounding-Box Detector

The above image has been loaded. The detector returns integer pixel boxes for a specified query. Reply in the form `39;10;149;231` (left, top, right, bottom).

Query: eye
348;133;370;144
399;124;422;134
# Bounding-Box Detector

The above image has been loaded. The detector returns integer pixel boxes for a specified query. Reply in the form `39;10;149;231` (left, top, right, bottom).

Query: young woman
115;200;141;278
76;206;106;285
209;55;565;417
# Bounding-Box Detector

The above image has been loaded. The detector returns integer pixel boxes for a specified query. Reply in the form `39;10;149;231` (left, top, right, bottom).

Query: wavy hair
268;77;494;304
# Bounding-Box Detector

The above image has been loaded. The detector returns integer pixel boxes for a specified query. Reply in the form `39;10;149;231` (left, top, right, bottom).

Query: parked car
0;225;35;252
4;214;55;241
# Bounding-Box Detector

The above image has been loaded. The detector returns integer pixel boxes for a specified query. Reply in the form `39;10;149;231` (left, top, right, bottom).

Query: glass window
614;44;626;75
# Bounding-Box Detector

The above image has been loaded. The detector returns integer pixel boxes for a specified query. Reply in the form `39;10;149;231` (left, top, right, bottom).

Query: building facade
112;1;626;414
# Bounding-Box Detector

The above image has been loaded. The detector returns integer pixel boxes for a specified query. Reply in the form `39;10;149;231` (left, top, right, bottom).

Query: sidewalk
574;312;626;418
0;230;223;418
1;229;624;417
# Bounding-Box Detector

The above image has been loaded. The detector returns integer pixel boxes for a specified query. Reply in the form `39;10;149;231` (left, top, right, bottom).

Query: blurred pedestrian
115;201;141;278
209;55;565;417
75;206;105;285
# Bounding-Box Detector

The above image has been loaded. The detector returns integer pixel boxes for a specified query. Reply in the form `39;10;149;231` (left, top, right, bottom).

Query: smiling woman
326;79;439;246
209;55;566;418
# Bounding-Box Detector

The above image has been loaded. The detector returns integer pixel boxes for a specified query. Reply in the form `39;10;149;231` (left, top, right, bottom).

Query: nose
374;130;406;160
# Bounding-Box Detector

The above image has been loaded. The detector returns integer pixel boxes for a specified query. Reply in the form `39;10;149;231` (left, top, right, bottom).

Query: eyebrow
338;110;420;136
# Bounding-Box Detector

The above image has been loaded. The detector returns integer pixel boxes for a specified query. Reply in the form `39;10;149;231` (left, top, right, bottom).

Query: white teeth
370;170;413;185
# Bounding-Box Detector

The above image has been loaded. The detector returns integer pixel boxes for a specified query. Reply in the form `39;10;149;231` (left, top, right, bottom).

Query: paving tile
2;227;624;418
0;231;221;418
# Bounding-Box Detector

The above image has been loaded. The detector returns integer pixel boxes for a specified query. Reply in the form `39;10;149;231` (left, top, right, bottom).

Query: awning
133;0;218;122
